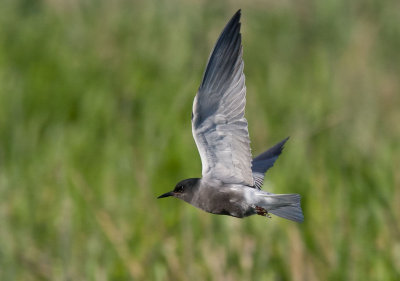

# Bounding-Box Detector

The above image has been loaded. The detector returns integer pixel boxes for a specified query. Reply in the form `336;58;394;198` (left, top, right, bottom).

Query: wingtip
275;137;290;152
224;9;242;29
231;9;242;24
199;9;243;91
282;136;290;146
279;137;290;153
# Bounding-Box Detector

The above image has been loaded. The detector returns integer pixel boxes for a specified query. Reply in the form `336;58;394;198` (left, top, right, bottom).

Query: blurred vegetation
0;0;399;280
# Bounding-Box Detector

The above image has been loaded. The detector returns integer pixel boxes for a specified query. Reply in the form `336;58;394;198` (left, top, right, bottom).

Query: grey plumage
193;9;252;186
158;10;304;223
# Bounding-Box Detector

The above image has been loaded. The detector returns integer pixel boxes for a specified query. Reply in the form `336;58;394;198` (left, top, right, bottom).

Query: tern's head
157;178;200;203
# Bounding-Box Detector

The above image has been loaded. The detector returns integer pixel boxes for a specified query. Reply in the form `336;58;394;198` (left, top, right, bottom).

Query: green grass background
1;0;399;280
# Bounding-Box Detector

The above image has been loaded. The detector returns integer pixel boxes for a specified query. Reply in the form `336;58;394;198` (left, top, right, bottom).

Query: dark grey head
157;178;200;203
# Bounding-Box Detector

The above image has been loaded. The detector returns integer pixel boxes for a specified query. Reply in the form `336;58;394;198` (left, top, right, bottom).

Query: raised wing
252;137;289;189
192;10;254;186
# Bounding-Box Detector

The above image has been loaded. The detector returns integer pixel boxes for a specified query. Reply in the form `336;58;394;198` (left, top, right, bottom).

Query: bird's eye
176;185;184;193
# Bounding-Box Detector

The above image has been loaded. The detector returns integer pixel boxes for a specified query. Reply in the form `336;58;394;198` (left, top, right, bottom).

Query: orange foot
255;206;271;218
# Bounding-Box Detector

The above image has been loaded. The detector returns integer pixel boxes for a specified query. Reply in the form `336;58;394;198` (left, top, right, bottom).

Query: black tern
158;10;304;222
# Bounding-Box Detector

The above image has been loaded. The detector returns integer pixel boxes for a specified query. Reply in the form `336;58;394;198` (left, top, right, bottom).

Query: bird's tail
256;192;304;222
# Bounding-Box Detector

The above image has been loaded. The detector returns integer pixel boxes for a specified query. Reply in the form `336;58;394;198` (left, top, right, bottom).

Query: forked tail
258;193;304;222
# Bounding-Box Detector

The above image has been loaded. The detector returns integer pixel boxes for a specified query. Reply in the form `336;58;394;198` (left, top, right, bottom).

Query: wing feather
192;10;254;186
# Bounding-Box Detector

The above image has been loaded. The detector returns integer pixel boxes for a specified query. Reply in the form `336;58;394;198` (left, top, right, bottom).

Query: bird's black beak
157;191;174;199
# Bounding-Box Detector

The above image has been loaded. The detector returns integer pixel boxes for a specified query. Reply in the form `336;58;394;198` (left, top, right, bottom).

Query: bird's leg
255;206;271;218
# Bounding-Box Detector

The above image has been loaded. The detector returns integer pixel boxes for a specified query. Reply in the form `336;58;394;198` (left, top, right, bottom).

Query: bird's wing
192;10;254;186
252;137;289;189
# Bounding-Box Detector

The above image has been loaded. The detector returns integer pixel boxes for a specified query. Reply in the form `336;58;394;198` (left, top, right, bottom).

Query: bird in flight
158;10;304;222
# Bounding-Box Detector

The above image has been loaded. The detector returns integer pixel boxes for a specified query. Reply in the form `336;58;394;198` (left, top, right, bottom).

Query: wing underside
192;10;254;186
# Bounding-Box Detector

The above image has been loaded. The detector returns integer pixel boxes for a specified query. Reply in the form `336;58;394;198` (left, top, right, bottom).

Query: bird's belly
210;203;254;218
196;188;255;218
